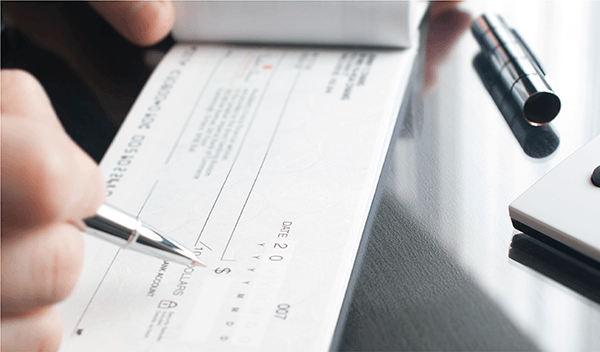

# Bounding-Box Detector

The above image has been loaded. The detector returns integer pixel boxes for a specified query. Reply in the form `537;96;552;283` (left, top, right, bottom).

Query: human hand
1;2;176;349
1;69;106;351
89;1;175;46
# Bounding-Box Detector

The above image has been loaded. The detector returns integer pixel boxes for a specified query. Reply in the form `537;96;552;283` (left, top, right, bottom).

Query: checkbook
58;3;426;351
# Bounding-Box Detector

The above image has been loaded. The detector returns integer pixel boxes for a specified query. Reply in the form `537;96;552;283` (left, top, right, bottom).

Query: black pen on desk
80;204;205;267
472;13;561;126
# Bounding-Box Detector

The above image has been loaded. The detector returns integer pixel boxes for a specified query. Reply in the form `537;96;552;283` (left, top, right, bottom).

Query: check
58;43;417;351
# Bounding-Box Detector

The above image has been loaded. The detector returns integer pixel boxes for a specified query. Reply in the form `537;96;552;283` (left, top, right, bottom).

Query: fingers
1;69;64;133
89;1;175;46
2;222;85;314
1;69;96;351
1;70;105;230
1;307;64;352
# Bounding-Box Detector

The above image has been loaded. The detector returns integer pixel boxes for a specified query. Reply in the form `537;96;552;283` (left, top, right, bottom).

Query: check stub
58;43;416;351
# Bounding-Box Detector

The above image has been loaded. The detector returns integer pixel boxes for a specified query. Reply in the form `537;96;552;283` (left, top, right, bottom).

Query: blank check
58;43;417;351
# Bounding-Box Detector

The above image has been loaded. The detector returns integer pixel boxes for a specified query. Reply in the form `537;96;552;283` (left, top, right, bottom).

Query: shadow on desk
337;190;539;351
509;233;600;305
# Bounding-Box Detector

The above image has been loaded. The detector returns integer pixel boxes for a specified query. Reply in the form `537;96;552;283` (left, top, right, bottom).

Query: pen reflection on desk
473;52;559;158
81;204;205;267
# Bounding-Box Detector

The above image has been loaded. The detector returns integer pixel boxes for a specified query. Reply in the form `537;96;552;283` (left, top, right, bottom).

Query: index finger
89;1;175;46
1;71;105;231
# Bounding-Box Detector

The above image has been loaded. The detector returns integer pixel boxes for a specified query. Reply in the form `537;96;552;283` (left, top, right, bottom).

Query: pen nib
133;225;208;267
192;258;206;267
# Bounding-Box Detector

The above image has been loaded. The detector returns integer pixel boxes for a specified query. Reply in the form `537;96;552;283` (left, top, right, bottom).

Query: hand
1;2;175;351
1;69;105;351
89;1;175;46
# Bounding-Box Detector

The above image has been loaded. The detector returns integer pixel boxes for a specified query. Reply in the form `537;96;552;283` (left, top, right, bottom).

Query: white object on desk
510;134;600;262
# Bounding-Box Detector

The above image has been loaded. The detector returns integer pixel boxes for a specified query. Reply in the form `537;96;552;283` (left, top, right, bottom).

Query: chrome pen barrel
83;204;140;246
83;204;203;266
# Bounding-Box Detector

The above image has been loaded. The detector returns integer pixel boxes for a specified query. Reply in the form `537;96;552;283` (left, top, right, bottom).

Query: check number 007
275;304;291;320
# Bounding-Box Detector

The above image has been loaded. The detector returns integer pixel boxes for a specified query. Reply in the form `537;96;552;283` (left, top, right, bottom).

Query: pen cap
471;13;561;125
512;75;561;126
472;14;511;53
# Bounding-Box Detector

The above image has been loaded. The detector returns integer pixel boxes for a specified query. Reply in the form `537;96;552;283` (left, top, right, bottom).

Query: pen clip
511;28;546;76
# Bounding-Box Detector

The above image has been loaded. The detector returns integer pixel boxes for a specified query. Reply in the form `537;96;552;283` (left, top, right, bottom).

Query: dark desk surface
3;2;599;351
340;2;600;351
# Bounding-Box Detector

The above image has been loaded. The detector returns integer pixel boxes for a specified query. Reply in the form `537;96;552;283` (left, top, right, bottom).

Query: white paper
173;1;428;48
58;43;417;351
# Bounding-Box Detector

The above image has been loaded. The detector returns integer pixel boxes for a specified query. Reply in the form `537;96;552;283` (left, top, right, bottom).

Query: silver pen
82;204;205;267
472;14;561;126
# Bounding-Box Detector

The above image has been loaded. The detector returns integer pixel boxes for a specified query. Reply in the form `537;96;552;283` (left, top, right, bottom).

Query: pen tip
193;258;207;267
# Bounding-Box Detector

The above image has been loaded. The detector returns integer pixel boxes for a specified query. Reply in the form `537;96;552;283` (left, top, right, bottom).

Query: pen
471;14;561;126
82;204;205;267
